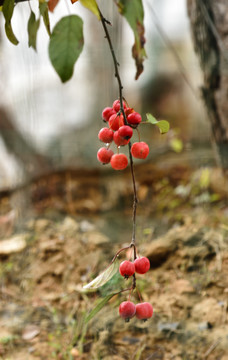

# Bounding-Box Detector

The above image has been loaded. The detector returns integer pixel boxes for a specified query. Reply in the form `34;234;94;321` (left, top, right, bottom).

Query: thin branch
98;7;138;256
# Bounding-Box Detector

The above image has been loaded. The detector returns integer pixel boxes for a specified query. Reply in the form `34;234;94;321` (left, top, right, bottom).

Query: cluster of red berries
97;99;149;170
118;257;153;322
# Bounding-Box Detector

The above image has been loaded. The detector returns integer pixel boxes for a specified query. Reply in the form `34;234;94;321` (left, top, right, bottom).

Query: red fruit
119;301;136;322
112;99;127;112
109;114;124;131
134;257;150;274
131;142;149;159
113;130;130;146
127;112;142;126
135;302;153;320
97;147;114;164
98;128;113;143
119;260;135;278
110;154;128;170
102;107;116;122
118;125;133;140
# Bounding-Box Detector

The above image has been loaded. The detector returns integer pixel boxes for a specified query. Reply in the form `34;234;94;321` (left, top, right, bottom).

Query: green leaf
49;15;84;83
28;11;40;51
117;0;146;80
3;0;19;45
146;113;170;134
3;0;14;22
83;260;118;290
85;293;116;324
39;1;51;36
80;0;100;19
5;21;19;45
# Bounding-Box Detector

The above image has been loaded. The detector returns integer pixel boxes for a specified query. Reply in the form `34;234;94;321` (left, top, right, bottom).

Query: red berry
102;107;116;122
98;128;113;143
131;142;149;159
109;114;124;131
97;147;114;164
134;257;150;274
119;260;135;278
127;112;142;126
118;125;133;140
113;130;130;146
119;301;136;322
135;302;153;320
110;154;128;170
113;99;127;112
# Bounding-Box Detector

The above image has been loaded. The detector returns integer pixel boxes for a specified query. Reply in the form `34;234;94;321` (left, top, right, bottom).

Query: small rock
34;219;50;232
158;322;180;332
61;217;79;234
198;321;212;331
0;234;27;255
22;324;40;341
192;298;223;325
80;220;95;232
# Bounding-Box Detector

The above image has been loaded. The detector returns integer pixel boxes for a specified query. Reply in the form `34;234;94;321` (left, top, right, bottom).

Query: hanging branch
98;8;138;265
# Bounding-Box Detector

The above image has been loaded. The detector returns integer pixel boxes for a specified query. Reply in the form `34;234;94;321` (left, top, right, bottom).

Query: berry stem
98;6;138;260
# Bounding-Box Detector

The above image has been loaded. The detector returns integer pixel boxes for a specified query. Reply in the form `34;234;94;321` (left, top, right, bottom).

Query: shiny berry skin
119;260;135;278
109;114;124;131
110;154;128;170
134;257;150;274
113;99;127;112
102;107;116;122
131;142;149;159
127;112;142;126
113;130;130;146
97;147;114;164
119;301;136;322
98;128;113;143
135;302;153;320
118;125;133;140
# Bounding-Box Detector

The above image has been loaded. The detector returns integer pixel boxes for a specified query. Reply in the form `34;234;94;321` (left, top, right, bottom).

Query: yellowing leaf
79;0;100;19
117;0;146;79
83;260;118;290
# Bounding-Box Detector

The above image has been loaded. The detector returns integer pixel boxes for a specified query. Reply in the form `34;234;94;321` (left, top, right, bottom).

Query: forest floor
0;160;228;360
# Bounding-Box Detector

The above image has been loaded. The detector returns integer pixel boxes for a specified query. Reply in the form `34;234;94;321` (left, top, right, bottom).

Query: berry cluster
97;99;149;170
118;257;153;322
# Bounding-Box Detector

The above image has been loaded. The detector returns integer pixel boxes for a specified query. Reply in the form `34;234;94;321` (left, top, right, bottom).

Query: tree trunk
187;0;228;169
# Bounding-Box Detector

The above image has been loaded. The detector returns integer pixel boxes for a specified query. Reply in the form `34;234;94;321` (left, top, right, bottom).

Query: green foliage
39;1;51;36
27;10;40;50
83;259;118;290
146;113;170;134
117;0;146;80
48;15;84;82
85;293;116;324
2;0;18;45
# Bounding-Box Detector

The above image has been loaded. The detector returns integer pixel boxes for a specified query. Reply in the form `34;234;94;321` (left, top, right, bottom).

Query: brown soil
0;163;228;360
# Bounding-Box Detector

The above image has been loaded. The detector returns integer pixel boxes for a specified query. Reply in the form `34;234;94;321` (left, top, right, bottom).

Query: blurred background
0;0;212;190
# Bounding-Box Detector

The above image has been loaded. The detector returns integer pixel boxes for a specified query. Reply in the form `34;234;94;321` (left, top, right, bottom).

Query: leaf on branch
146;113;170;134
3;0;19;45
85;293;116;323
48;0;60;12
39;1;51;36
117;0;146;80
28;11;40;51
79;0;100;20
49;15;84;83
83;260;118;290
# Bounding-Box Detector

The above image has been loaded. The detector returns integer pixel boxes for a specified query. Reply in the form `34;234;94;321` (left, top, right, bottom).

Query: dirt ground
0;161;228;360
